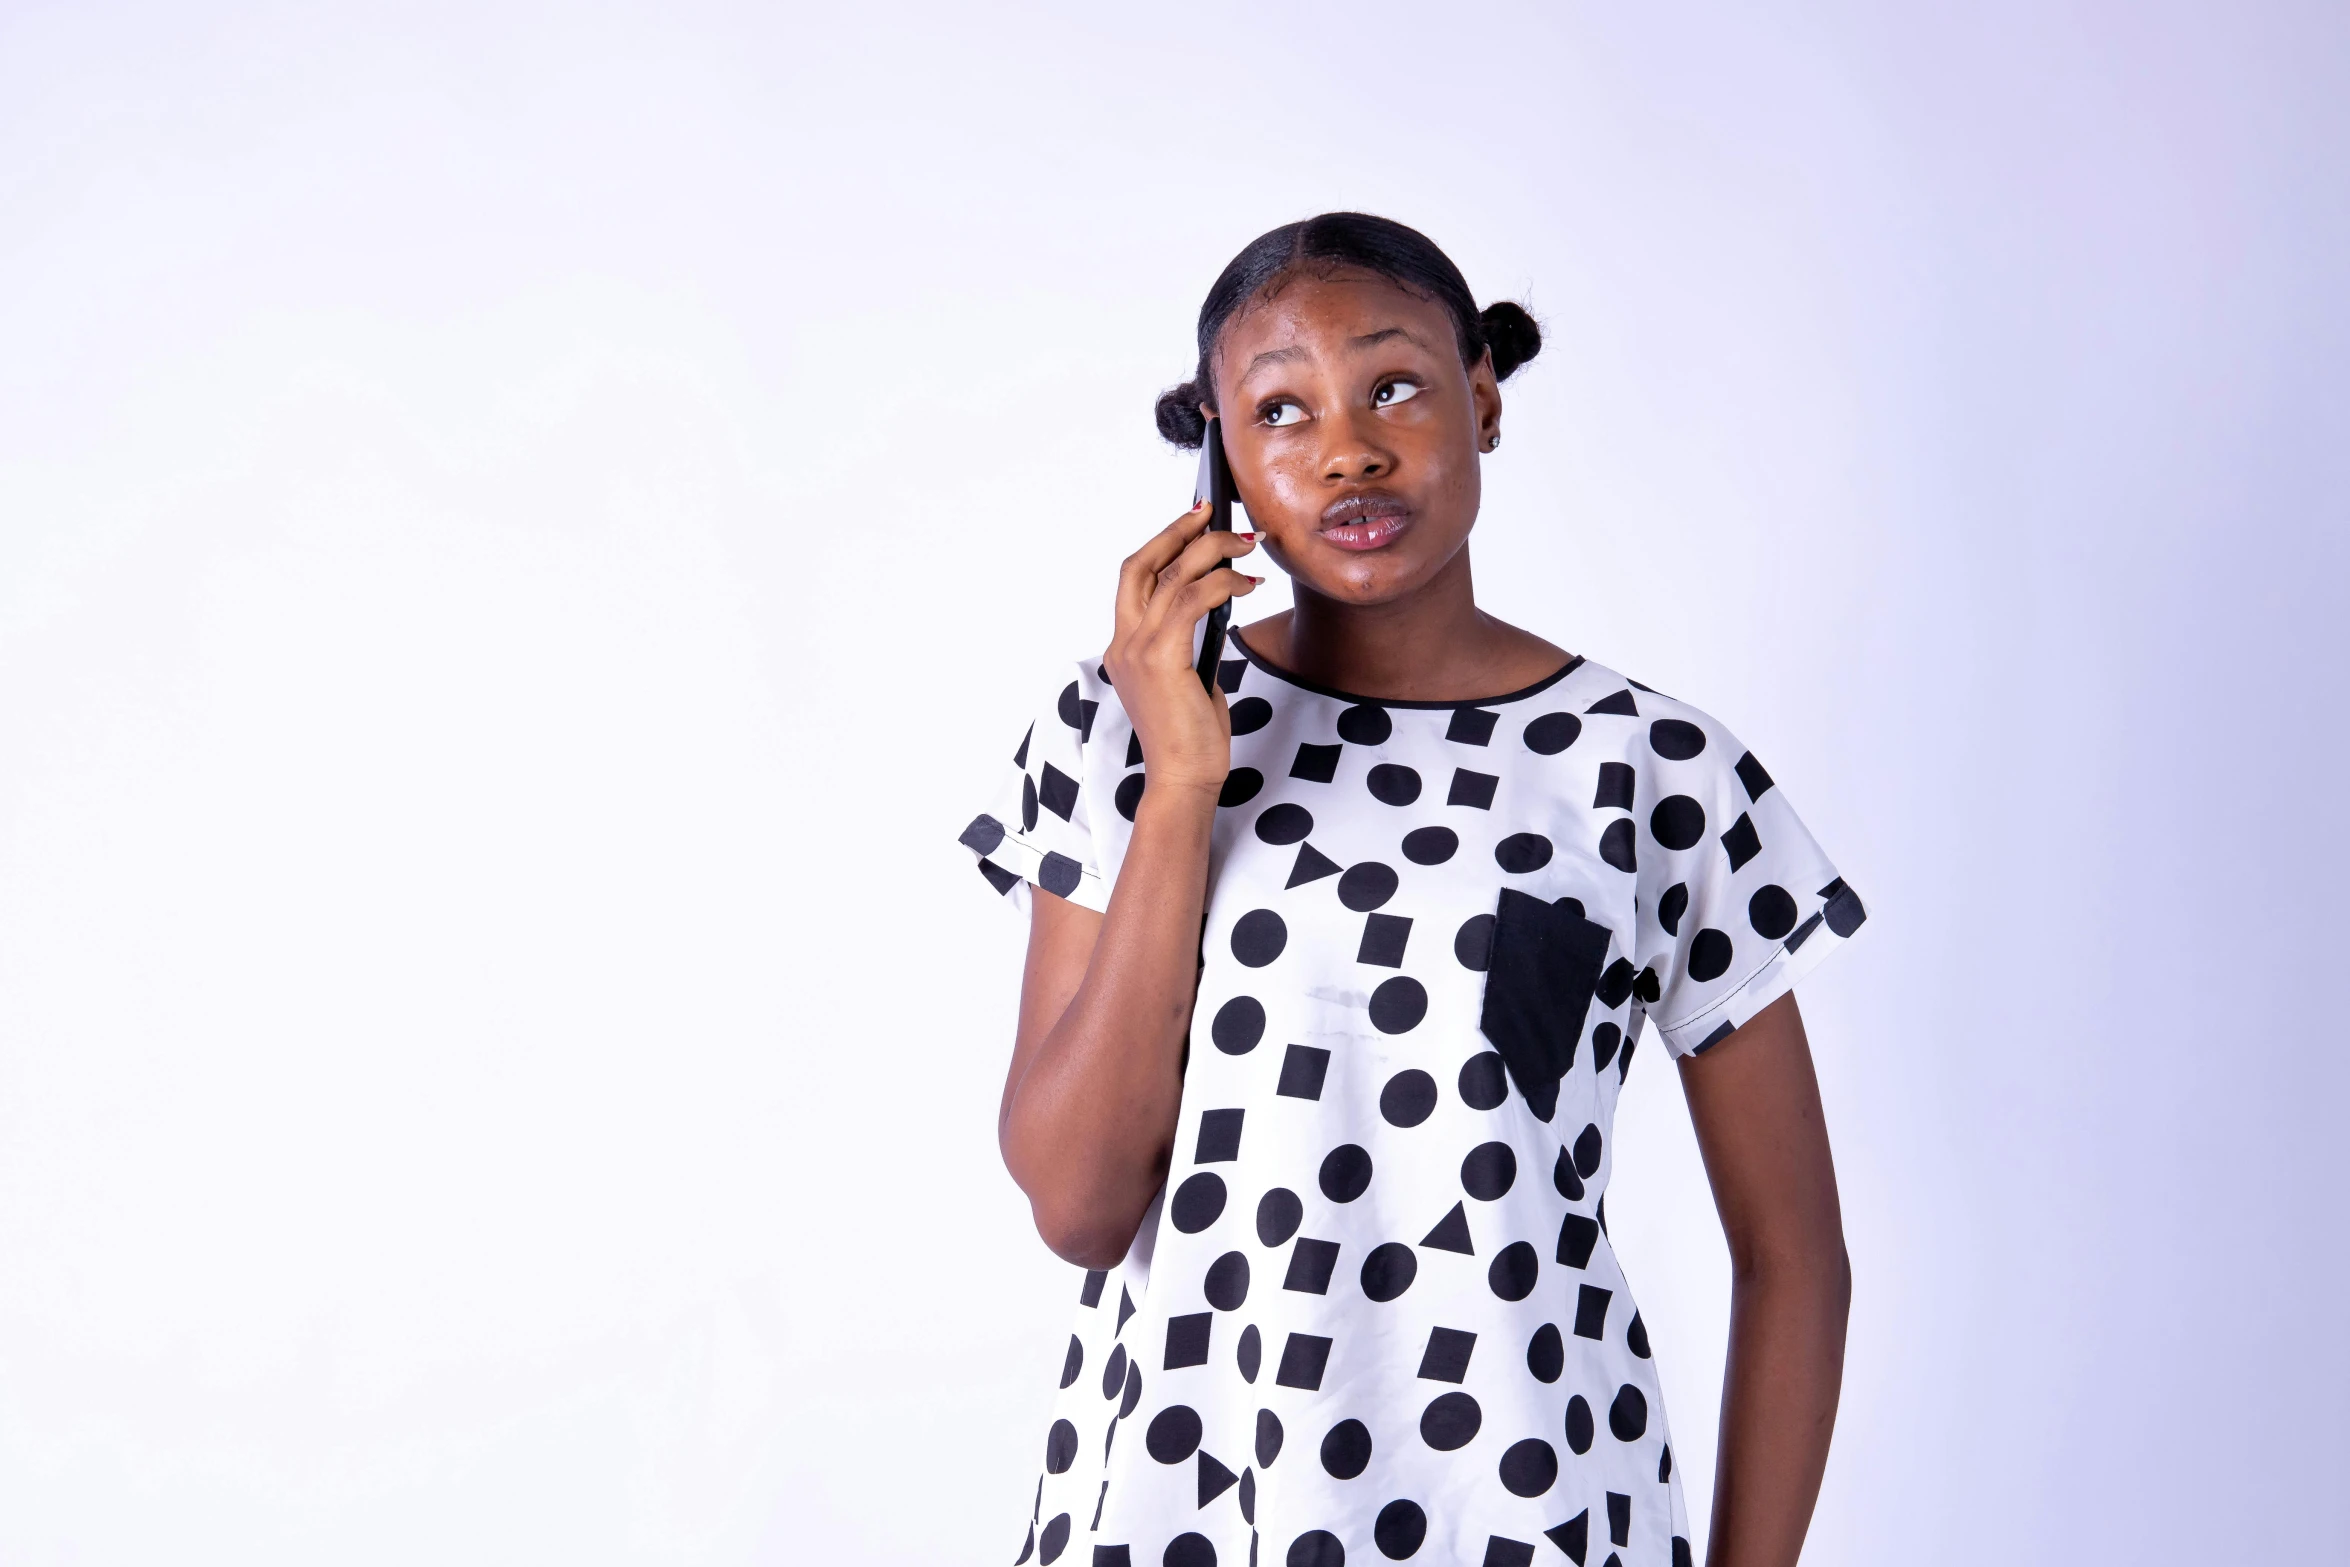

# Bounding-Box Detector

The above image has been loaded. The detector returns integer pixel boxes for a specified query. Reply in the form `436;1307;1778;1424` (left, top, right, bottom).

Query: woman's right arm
996;500;1259;1268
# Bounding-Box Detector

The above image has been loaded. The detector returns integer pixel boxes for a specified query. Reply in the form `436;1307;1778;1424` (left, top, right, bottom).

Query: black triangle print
1117;1285;1136;1335
1197;1449;1239;1507
1545;1509;1589;1564
1421;1201;1475;1254
1586;689;1639;717
1013;723;1033;768
1286;842;1342;889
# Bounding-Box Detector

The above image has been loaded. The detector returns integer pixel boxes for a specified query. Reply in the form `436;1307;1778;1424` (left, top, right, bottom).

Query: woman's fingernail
1246;573;1265;584
1238;531;1259;541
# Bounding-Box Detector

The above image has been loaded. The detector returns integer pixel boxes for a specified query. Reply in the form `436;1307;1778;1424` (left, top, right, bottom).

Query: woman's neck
1239;545;1571;703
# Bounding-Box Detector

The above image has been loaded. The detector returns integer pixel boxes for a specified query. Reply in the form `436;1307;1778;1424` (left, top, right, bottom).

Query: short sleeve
1630;714;1868;1057
955;664;1112;917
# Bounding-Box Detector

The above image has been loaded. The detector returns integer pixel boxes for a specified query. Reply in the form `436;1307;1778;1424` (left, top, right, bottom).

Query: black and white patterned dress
958;626;1865;1567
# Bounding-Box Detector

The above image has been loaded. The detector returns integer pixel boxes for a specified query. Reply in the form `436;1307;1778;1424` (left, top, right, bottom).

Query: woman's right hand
1102;499;1261;798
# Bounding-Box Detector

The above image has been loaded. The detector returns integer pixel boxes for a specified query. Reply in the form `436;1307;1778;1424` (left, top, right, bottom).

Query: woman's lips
1318;496;1412;552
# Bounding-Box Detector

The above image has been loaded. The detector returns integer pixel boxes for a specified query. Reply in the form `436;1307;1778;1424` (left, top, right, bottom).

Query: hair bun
1155;381;1209;448
1479;301;1542;380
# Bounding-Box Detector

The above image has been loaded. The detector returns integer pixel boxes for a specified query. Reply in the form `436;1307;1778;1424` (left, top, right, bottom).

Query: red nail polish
1238;531;1259;541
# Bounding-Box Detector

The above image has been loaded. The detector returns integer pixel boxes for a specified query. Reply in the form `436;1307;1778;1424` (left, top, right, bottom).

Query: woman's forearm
999;782;1222;1265
1705;1244;1852;1567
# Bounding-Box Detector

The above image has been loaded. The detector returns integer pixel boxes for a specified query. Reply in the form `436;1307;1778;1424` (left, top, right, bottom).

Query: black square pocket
1477;889;1612;1121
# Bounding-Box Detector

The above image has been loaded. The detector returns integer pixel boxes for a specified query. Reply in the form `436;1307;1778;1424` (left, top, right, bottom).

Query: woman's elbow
1029;1195;1142;1271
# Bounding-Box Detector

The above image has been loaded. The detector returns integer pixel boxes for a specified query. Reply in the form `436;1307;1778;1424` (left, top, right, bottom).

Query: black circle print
1748;884;1797;940
1338;704;1393;745
1650;795;1705;852
1122;1359;1143;1417
1232;909;1287;967
1453;913;1495;972
1101;1342;1128;1401
1688;928;1733;983
1320;1418;1374;1479
1171;1172;1227;1233
1257;1407;1284;1468
1288;1531;1345;1567
1553;1144;1584;1201
1255;803;1314;845
1230;696;1274;735
1380;1070;1438;1127
1610;1384;1649;1441
1115;772;1145;821
1338;861;1400;911
1527;1323;1564;1383
1212;996;1265;1055
1148;1405;1204;1463
1488;1241;1539;1300
1461;1141;1518;1201
1039;1513;1070;1565
1368;976;1428;1034
1524;711;1581;754
1061;1335;1083;1388
1366;763;1422;806
1420;1391;1482;1450
1458;1052;1508;1110
1649;718;1707;760
1319;1144;1374;1203
1627;1312;1651;1358
1044;1418;1079;1474
1494;832;1553;873
1167;1534;1217;1567
1401;826;1457;865
1257;1187;1304;1247
1219;767;1264;808
1373;1498;1428;1560
1599;818;1637;873
1499;1437;1559;1498
1205;1251;1251;1311
1022;773;1039;832
1359;1242;1418;1302
1574;1123;1605;1179
1236;1325;1260;1383
1565;1395;1595;1454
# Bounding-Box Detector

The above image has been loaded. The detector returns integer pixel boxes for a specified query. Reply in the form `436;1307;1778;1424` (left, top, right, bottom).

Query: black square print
1194;1108;1244;1164
1573;1283;1613;1340
1593;762;1635;812
1447;769;1499;809
1417;1327;1476;1382
1276;1044;1331;1100
1284;1238;1341;1294
1039;763;1081;820
1291;743;1341;783
1446;708;1498;746
1357;913;1412;967
1274;1332;1333;1390
1164;1311;1212;1369
1722;811;1761;871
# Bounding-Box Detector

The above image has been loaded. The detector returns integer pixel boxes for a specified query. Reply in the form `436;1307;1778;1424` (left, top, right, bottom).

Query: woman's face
1208;268;1501;606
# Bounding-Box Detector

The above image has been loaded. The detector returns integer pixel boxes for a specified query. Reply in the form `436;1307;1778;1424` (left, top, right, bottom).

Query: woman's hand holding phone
1103;500;1260;801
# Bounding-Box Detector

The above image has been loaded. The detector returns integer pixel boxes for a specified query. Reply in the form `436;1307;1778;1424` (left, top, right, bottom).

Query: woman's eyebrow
1242;344;1312;377
1348;326;1429;351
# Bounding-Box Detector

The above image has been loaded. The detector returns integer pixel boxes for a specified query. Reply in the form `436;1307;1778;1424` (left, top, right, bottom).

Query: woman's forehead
1215;271;1454;379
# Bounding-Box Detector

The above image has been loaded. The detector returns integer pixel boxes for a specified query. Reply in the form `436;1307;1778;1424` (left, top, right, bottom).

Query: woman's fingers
1142;564;1261;649
1116;500;1214;626
1153;527;1259;595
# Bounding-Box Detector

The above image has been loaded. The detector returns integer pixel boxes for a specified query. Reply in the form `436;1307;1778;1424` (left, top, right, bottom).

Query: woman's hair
1154;212;1542;449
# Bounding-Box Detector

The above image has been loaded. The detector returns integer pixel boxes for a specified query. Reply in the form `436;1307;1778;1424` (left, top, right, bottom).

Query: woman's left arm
1678;990;1851;1567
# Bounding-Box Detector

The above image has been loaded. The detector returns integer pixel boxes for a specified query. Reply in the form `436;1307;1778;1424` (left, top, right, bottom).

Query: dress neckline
1226;625;1585;711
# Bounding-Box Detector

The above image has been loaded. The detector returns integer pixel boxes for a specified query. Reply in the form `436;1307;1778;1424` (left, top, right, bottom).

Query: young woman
958;214;1864;1567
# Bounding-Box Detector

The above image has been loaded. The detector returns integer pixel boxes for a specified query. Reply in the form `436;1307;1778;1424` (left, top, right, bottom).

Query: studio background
2;3;2343;1562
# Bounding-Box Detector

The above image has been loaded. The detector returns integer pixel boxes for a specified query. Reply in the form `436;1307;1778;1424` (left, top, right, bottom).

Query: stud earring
1484;431;1501;452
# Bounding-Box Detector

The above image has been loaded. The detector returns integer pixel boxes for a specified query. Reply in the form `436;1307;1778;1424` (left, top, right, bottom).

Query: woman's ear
1470;349;1503;452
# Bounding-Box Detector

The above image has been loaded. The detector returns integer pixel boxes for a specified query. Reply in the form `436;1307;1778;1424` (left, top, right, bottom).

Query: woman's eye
1373;379;1423;407
1262;401;1307;427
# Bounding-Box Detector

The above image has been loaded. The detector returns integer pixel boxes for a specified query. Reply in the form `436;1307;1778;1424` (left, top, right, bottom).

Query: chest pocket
1478;888;1613;1121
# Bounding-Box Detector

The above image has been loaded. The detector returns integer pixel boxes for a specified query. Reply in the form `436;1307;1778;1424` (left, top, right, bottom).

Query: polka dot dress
957;629;1866;1567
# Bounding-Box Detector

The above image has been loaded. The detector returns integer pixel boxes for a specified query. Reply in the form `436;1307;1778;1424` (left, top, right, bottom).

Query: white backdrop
2;3;2344;1562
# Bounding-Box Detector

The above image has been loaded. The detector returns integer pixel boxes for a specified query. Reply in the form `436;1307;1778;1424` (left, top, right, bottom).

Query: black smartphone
1192;415;1237;693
